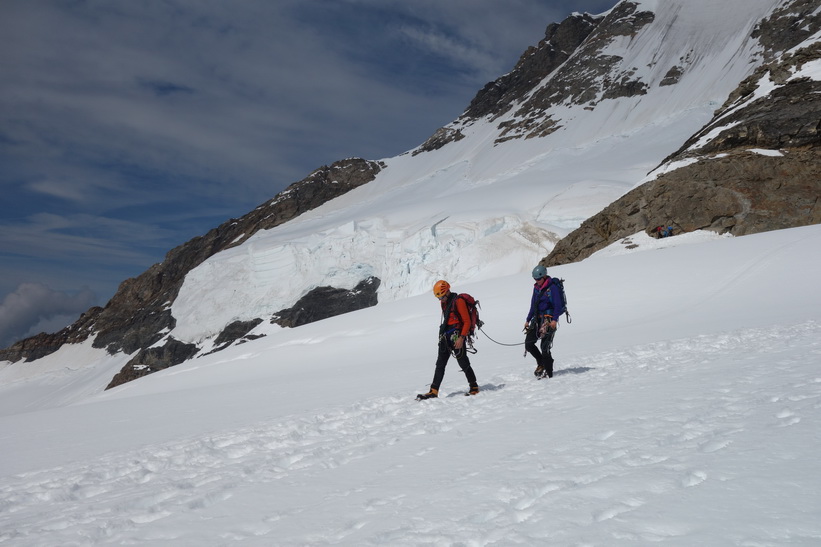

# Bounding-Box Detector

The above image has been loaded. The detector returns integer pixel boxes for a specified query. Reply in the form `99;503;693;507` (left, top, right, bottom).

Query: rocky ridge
415;2;657;152
495;1;654;143
0;158;384;368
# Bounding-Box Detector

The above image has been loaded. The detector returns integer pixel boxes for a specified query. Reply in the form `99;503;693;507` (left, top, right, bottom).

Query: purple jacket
526;277;565;324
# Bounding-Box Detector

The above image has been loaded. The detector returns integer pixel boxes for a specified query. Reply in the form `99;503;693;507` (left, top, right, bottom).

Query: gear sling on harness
440;293;482;356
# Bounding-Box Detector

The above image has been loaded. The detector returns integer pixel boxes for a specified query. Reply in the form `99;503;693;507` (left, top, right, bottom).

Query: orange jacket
442;294;471;337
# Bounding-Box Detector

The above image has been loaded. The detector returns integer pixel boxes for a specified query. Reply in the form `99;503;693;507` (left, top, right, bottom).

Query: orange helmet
433;280;450;298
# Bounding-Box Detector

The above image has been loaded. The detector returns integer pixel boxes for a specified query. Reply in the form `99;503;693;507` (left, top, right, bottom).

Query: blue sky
0;0;616;347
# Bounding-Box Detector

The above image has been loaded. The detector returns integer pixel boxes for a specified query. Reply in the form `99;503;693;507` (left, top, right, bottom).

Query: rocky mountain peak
415;1;658;152
496;1;654;142
461;11;603;123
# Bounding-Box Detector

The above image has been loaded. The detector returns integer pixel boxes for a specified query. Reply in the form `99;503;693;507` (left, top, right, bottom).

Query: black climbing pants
525;324;555;377
431;335;477;391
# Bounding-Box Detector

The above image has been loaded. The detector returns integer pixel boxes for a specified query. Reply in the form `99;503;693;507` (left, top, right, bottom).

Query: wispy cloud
0;213;172;260
138;79;196;97
0;283;96;348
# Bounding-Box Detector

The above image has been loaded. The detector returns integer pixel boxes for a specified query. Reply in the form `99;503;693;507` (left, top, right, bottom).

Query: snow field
1;224;820;545
0;321;818;545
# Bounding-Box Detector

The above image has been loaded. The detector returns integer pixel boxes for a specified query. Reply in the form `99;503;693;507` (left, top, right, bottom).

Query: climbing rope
477;324;526;347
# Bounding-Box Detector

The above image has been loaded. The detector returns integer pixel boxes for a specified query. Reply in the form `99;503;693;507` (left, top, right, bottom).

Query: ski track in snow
1;321;819;545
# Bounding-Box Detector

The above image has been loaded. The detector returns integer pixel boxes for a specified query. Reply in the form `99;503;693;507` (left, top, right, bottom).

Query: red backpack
455;293;483;337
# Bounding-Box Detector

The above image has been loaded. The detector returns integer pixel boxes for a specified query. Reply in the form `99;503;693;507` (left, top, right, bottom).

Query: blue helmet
532;265;547;279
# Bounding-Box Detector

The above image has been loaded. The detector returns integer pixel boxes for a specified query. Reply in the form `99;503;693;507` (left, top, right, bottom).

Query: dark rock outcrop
751;0;821;61
106;338;200;390
672;43;821;164
545;149;821;266
271;277;381;328
412;127;465;156
201;318;266;355
660;66;684;87
0;306;102;363
213;319;265;348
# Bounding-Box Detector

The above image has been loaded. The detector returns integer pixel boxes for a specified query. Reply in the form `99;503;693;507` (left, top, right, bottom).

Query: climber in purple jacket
524;265;566;379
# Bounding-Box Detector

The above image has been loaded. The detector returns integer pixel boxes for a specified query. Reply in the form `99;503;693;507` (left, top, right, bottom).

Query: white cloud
0;283;96;348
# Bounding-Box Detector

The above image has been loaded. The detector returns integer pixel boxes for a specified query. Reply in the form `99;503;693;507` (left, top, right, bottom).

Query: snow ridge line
0;321;818;544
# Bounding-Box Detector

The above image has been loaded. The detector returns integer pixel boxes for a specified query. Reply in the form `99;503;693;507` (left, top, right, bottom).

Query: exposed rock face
660;66;684;87
496;2;653;142
198;319;267;358
751;0;821;60
0;307;102;363
213;319;265;349
271;277;381;328
545;149;821;265
414;2;656;151
412;127;465;156
545;21;821;267
412;10;603;153
462;12;603;122
673;43;821;163
1;158;383;367
106;338;200;390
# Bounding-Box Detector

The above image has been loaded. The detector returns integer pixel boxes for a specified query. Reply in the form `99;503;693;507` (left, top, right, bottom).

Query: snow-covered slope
1;224;820;545
171;0;783;344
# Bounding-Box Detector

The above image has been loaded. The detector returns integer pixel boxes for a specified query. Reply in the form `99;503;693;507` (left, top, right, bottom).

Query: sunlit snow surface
1;224;820;545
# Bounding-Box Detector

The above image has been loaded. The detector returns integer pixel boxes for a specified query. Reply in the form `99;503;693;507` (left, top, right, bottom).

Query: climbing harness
440;332;478;358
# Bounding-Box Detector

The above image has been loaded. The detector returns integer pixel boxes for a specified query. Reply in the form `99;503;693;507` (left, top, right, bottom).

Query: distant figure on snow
653;225;674;238
416;280;480;400
524;265;566;379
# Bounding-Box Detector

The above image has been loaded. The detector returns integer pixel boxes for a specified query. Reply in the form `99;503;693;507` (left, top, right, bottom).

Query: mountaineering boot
534;365;545;377
416;388;439;400
466;384;480;396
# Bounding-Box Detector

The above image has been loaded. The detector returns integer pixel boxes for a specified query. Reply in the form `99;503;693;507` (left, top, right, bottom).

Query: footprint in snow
776;408;801;426
681;470;707;488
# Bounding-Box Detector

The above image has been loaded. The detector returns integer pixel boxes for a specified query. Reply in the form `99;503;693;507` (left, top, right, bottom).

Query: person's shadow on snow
554;366;593;376
446;383;506;397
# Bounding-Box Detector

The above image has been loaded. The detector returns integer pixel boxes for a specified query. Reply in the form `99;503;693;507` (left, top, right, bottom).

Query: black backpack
547;278;571;324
